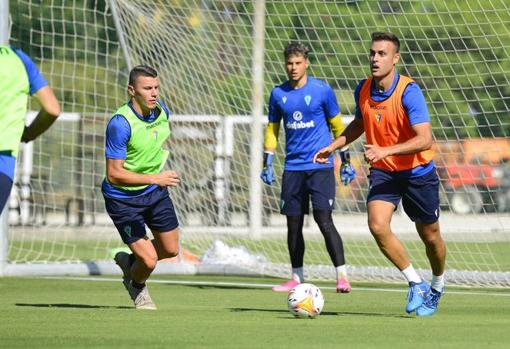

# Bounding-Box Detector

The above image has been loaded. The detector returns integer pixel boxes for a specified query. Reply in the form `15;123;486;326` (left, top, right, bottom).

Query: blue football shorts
280;168;336;216
0;172;14;213
103;186;179;244
367;167;440;224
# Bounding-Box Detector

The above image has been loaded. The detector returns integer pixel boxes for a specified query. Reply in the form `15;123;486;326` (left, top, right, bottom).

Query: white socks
336;265;347;280
292;267;304;283
431;274;445;292
401;264;422;284
292;266;349;283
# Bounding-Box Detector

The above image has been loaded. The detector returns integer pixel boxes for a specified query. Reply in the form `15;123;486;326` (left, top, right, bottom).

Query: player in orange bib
314;32;446;316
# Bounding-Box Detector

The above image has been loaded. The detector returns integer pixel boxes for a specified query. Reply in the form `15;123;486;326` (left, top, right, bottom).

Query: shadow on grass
15;303;132;310
231;307;411;319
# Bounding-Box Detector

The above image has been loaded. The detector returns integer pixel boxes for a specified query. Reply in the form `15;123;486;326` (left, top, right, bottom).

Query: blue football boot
406;280;430;313
416;288;444;316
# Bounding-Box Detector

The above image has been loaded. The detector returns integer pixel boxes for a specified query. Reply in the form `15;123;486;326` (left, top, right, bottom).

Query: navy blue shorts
0;172;13;213
103;186;179;244
367;167;440;224
280;168;336;216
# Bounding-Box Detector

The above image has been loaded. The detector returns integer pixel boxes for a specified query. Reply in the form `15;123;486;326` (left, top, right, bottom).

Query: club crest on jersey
282;96;287;104
375;112;382;123
304;95;311;106
293;111;303;121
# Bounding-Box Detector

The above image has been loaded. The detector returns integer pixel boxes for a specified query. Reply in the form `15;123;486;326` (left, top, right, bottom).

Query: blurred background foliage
8;0;510;139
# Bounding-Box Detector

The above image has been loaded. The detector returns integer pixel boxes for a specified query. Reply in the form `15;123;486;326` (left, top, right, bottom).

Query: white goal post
2;0;509;287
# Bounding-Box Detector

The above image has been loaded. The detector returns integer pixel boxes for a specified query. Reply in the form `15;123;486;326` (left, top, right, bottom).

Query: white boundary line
40;276;510;297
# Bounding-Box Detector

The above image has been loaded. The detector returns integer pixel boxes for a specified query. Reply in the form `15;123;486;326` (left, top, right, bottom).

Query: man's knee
161;246;179;259
138;254;158;270
418;222;442;245
368;217;391;237
313;210;335;231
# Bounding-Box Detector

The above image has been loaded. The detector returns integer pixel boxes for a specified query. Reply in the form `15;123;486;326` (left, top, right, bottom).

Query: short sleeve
323;84;340;118
354;80;365;119
105;115;131;159
268;89;282;123
403;83;430;125
11;46;49;95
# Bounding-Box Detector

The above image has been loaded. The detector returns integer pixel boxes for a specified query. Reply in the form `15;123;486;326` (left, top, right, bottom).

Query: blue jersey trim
11;46;48;95
0;153;16;180
394;160;435;178
101;180;158;199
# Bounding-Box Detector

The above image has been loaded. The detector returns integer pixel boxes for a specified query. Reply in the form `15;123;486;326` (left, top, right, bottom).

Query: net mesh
5;0;510;286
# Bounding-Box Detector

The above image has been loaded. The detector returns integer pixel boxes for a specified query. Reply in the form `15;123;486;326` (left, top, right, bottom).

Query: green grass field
1;275;509;348
9;239;510;273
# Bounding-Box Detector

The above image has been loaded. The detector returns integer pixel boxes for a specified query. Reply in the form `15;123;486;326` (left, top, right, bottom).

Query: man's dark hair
129;65;158;85
283;42;309;59
371;32;400;52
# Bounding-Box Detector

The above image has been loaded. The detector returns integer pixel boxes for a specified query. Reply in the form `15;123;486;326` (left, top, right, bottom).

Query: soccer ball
287;283;324;318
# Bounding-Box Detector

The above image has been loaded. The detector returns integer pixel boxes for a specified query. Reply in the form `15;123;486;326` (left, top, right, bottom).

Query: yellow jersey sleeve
263;121;280;151
327;114;345;139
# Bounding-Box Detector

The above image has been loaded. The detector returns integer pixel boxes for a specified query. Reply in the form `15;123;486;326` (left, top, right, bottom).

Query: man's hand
339;148;356;185
313;145;334;164
152;170;180;187
260;152;275;185
364;144;389;165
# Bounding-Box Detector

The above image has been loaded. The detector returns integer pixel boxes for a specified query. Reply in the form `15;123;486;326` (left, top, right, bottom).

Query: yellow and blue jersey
268;77;340;170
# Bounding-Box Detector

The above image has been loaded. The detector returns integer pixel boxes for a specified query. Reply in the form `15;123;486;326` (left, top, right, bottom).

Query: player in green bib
103;65;181;310
0;45;60;213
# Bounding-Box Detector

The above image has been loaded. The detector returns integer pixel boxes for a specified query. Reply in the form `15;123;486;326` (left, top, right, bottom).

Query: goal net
3;0;509;287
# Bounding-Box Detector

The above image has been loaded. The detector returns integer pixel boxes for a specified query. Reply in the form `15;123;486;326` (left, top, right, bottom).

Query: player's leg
104;190;159;309
308;168;351;292
313;209;351;292
415;221;445;316
128;238;158;285
273;170;307;292
151;227;179;260
367;169;429;312
416;221;445;280
402;168;446;316
146;187;180;260
286;214;305;281
367;200;409;270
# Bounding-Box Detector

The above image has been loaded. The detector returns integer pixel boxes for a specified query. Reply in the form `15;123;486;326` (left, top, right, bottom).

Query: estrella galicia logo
293;111;303;121
375;112;382;123
123;225;132;237
304;95;311;106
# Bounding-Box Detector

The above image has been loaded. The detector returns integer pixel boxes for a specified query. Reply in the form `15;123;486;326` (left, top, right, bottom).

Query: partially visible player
314;32;446;316
0;45;60;213
261;42;356;293
103;65;181;310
